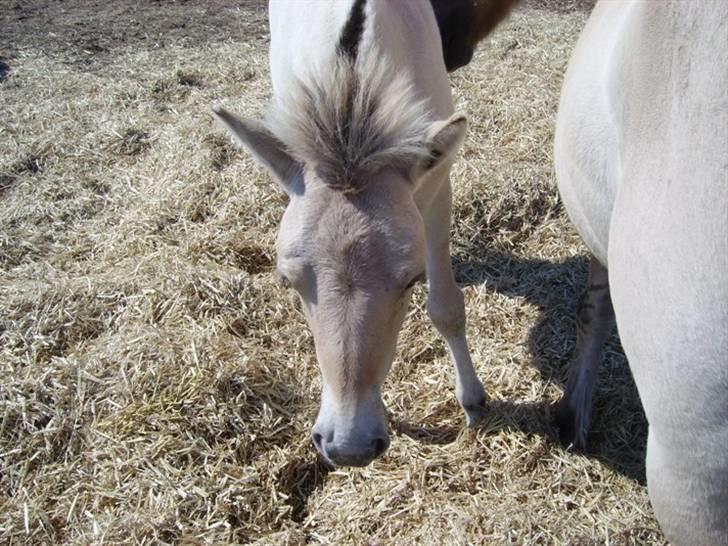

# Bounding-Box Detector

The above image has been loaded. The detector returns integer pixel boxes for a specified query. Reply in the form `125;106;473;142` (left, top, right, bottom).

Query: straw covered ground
1;0;665;544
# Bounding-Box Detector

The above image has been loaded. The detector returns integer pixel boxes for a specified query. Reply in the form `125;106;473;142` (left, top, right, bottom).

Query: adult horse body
214;0;493;467
554;1;728;544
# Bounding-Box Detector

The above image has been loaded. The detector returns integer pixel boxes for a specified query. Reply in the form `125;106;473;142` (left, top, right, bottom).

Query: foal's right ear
212;107;303;194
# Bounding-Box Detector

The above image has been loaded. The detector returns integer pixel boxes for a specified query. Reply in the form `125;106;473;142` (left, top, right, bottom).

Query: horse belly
554;0;635;265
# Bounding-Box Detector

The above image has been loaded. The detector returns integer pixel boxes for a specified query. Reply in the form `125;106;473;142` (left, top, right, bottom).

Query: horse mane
265;50;432;193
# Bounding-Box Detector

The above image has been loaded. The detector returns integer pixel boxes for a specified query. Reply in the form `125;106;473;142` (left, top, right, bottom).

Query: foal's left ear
415;112;468;177
212;107;303;194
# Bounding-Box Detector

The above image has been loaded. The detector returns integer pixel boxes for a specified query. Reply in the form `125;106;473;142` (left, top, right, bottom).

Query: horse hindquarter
557;1;728;543
606;2;728;544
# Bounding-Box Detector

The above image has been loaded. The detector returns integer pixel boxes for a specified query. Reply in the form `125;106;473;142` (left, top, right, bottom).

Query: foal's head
214;55;466;467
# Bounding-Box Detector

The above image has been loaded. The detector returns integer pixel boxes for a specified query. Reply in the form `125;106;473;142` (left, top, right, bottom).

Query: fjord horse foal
214;0;508;467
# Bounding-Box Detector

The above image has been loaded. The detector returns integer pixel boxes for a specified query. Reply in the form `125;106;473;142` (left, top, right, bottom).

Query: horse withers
213;0;509;467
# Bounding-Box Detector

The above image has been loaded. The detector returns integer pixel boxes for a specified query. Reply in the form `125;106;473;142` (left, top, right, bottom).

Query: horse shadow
398;247;648;484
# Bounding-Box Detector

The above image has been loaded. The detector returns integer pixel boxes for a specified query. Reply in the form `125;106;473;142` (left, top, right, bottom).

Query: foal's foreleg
427;263;487;425
423;186;486;426
555;256;615;449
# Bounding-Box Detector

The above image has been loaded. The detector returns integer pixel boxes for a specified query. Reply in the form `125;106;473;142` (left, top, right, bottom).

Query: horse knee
427;288;466;337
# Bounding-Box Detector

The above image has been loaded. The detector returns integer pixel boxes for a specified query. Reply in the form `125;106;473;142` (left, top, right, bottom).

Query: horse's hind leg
645;429;728;546
555;256;614;450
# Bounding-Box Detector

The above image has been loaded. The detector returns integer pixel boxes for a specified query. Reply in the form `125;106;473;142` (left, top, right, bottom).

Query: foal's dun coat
554;1;728;544
214;0;507;467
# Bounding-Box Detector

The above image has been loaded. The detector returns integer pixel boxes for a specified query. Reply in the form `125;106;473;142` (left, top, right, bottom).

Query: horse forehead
279;184;421;268
293;187;395;235
317;204;392;263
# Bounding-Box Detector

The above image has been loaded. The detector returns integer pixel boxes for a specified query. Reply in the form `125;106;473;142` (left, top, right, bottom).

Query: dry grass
0;1;663;544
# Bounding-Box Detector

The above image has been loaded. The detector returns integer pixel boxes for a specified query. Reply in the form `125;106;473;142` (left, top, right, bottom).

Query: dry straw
1;1;663;544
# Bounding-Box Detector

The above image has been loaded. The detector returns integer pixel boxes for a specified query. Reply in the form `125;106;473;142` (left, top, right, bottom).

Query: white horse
213;0;506;467
435;0;727;542
553;1;728;544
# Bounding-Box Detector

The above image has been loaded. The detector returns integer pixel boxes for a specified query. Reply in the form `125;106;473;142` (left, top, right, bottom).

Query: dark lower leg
555;256;615;450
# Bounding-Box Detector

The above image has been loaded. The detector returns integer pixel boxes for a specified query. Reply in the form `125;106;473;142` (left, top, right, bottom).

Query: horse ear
212;107;303;194
416;112;468;177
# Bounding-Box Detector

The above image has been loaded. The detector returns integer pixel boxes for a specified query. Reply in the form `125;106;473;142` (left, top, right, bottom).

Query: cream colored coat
555;1;728;544
215;0;486;467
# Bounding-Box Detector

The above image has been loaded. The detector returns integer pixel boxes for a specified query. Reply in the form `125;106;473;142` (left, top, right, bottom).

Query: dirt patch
0;0;269;69
203;133;239;171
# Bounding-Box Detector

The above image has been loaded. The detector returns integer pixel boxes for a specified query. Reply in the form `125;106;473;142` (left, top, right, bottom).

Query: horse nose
311;428;389;467
325;437;389;467
371;436;389;458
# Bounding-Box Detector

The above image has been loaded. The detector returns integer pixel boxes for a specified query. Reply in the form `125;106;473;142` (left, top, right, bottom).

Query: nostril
312;432;323;450
371;437;388;458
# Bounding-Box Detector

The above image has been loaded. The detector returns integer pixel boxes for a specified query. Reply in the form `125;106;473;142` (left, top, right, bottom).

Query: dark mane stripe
337;0;368;61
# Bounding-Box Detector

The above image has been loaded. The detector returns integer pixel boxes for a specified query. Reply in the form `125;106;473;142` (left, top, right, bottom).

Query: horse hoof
554;399;589;451
464;397;487;427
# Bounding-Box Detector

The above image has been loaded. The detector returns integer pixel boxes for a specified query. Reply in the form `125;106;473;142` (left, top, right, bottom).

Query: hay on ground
0;1;661;544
